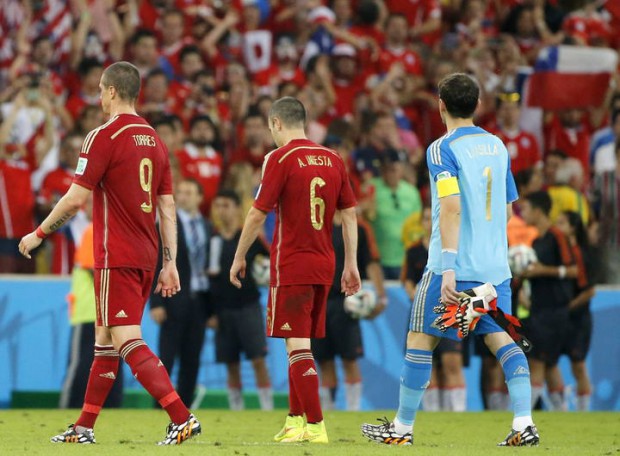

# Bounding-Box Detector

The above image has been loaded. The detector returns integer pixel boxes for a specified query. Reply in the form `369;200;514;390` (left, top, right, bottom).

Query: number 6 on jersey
310;177;326;230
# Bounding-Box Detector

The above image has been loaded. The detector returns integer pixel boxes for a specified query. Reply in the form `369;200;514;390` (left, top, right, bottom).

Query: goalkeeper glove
433;283;498;338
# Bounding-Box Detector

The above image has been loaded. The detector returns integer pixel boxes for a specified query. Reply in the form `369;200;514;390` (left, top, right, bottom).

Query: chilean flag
527;45;618;110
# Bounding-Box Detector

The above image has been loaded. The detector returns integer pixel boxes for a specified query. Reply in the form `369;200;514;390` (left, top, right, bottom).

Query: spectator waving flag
527;45;618;110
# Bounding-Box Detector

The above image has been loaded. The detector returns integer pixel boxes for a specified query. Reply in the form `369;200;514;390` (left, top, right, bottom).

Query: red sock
289;349;322;423
288;364;303;416
75;345;119;429
120;339;189;425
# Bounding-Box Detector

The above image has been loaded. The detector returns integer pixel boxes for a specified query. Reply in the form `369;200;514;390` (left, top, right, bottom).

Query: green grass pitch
1;410;618;455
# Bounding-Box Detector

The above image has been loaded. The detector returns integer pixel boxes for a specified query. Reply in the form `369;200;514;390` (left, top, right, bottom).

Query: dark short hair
152;116;175;130
131;29;156;46
102;61;141;101
145;68;168;83
524;190;552;216
179;177;204;195
189;114;216;131
179;45;201;63
269;96;306;128
244;112;265;124
438;73;480;119
78;58;103;77
514;167;535;192
215;189;241;206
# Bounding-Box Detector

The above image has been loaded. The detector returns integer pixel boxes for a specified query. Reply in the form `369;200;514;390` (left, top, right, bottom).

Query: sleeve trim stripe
82;116;119;154
110;123;155;140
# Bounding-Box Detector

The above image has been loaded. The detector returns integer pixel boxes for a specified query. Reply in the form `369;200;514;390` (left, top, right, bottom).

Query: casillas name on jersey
426;127;518;285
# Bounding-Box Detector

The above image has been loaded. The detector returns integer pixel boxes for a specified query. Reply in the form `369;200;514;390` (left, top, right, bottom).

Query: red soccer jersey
73;114;173;270
0;158;35;239
175;144;223;215
253;138;357;286
494;129;541;174
377;47;423;76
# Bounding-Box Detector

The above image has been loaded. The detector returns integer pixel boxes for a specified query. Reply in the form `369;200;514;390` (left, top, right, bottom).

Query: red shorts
266;284;330;338
95;268;155;327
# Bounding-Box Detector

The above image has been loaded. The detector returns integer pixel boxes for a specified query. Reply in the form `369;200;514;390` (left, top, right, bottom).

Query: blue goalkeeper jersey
426;126;518;285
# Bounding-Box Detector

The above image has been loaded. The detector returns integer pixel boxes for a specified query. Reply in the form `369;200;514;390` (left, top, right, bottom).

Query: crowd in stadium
1;0;619;412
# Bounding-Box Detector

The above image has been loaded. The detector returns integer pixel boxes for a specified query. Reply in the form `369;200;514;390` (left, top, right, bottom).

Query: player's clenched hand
441;270;460;304
18;232;42;259
154;264;181;298
341;266;361;297
230;258;246;289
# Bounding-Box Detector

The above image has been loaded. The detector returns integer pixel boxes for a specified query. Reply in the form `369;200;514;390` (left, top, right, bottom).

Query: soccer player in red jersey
18;61;201;446
230;97;362;443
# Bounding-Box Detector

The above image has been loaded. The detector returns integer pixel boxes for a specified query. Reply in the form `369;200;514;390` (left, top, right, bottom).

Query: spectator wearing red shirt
239;1;273;76
138;69;176;122
175;115;223;215
0;144;35;273
379;14;423;81
229;112;271;170
168;45;206;116
254;35;305;97
384;0;442;47
65;59;104;121
38;132;82;274
180;70;231;131
129;29;163;78
159;8;195;79
330;43;367;121
490;92;542;174
545;110;592;178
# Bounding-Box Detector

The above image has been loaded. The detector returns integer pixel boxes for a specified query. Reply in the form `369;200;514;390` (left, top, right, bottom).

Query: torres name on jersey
73;114;173;271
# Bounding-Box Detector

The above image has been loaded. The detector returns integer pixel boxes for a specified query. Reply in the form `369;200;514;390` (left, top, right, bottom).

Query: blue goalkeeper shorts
409;270;512;341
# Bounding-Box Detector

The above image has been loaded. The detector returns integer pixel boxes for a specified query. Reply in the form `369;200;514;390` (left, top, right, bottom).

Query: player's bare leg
545;365;567;411
422;365;441;411
251;357;273;410
528;358;546;407
440;352;465;411
342;359;362;411
483;356;509;410
110;325;201;445
485;332;538;446
571;360;591;410
226;362;244;410
318;360;337;410
362;331;438;445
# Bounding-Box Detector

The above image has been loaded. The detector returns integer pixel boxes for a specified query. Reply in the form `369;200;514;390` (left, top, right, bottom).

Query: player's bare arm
340;207;362;296
231;206;268;289
19;183;91;259
154;194;181;298
439;194;461;304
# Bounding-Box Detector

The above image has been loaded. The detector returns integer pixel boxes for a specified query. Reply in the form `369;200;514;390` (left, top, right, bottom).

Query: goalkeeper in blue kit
361;73;538;447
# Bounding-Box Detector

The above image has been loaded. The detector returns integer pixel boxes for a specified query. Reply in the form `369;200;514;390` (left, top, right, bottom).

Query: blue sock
497;342;531;418
395;349;432;428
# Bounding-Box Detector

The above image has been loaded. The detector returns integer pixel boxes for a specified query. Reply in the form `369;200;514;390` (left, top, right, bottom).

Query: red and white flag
527;45;618;110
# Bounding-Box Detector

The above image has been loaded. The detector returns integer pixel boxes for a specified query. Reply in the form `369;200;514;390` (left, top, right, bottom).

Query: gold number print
483;166;492;221
140;158;153;213
310;177;326;230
